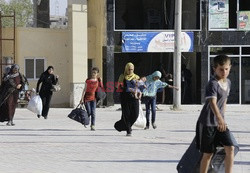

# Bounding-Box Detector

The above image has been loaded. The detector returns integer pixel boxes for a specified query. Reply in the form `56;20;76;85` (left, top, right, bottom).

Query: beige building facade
1;0;106;107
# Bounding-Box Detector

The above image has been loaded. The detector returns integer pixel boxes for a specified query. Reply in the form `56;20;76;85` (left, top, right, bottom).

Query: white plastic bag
133;100;146;128
27;94;43;115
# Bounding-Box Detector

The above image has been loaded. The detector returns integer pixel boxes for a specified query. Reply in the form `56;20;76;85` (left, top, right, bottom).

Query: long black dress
114;79;139;135
36;72;58;118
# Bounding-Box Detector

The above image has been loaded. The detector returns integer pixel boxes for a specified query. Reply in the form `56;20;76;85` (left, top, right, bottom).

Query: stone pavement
0;105;249;173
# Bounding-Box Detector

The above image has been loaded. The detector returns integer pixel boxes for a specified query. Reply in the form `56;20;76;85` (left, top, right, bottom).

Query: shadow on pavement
71;159;179;163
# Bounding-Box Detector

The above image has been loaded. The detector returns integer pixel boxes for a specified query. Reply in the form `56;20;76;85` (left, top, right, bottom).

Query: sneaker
91;125;95;131
37;114;41;118
144;126;149;130
152;123;157;129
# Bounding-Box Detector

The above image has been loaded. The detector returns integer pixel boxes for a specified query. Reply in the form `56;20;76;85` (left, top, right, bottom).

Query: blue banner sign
122;32;194;52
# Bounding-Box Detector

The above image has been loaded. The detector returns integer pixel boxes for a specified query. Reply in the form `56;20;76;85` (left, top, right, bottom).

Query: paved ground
0;105;249;173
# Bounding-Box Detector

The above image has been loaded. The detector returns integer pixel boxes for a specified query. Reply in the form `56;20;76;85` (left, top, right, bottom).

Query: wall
1;28;15;59
17;27;70;107
68;1;88;107
87;0;106;77
2;27;70;107
1;0;105;107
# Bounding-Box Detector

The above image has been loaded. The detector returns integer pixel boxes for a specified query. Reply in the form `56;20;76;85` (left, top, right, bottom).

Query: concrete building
1;0;106;107
112;0;250;105
1;0;250;107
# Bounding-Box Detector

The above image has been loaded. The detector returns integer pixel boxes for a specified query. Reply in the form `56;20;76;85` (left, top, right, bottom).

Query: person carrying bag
68;103;89;127
79;67;100;131
36;66;59;119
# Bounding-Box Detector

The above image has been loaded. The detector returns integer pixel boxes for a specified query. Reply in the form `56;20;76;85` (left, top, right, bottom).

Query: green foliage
0;0;33;27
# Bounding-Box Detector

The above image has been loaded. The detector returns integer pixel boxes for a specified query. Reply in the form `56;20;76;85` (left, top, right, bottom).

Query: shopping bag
68;104;89;126
133;100;146;128
27;95;43;115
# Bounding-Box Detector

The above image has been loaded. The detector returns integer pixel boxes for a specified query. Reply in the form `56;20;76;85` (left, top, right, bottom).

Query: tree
0;0;33;27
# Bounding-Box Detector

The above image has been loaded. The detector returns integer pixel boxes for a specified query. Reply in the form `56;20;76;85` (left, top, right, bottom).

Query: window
208;45;250;104
25;58;45;79
209;0;250;30
115;0;201;30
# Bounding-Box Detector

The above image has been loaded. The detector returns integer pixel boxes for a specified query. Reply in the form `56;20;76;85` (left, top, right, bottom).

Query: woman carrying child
114;62;140;136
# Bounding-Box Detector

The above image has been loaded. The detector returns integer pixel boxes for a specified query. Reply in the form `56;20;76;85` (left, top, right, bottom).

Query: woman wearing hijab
114;62;140;136
0;64;26;126
36;66;58;119
143;71;178;129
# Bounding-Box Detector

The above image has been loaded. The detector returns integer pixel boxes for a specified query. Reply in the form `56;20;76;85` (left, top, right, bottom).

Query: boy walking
196;55;235;173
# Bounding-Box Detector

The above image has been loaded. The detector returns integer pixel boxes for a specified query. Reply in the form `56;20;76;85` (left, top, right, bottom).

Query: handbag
68;104;90;126
51;80;61;92
95;78;106;101
96;88;106;100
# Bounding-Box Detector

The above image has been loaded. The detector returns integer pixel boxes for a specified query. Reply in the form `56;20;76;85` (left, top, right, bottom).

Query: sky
4;0;68;16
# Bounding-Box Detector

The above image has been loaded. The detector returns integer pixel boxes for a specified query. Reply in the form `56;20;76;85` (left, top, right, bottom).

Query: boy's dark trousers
144;96;156;126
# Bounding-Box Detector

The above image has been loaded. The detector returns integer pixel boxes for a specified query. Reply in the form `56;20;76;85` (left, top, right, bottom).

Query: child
80;67;101;131
196;55;234;173
143;71;178;129
128;77;147;99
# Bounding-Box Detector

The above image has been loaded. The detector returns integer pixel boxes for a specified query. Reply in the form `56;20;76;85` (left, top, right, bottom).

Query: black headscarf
45;66;54;73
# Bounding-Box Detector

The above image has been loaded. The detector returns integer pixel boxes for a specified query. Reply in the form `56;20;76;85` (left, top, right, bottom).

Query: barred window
25;58;45;79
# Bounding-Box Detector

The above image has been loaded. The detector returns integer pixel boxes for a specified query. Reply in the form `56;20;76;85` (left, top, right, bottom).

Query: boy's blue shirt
143;72;168;97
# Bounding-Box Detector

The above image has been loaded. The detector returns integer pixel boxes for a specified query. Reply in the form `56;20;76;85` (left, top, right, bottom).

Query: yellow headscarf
118;62;139;83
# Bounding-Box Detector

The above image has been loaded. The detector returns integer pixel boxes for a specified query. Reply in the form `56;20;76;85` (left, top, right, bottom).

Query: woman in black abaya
114;62;140;136
36;66;58;119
